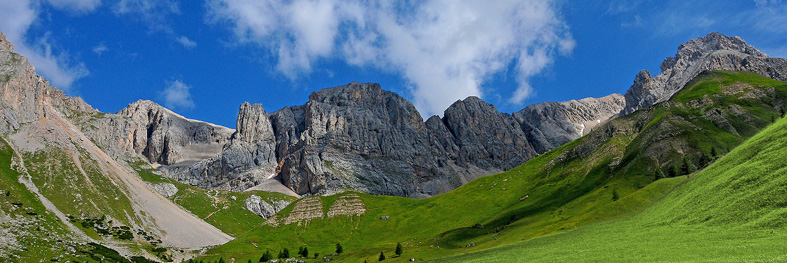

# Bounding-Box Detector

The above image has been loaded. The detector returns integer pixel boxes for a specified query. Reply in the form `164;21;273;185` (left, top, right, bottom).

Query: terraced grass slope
197;71;787;262
435;103;787;262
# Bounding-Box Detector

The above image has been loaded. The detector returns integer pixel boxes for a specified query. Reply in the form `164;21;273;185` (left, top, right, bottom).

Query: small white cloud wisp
0;0;90;91
161;80;196;110
176;36;197;49
207;0;574;116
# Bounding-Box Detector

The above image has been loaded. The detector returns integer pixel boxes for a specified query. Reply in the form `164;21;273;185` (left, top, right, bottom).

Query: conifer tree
336;243;343;254
378;252;386;261
395;242;403;256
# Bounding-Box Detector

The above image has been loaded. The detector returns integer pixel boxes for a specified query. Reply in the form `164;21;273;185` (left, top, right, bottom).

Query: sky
1;0;786;128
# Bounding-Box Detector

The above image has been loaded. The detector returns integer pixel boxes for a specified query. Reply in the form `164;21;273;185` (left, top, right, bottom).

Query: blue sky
1;0;786;128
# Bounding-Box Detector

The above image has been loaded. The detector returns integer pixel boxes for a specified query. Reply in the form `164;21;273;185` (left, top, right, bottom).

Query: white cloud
0;0;89;90
46;0;102;13
92;42;108;55
161;80;195;110
208;0;574;116
176;36;197;49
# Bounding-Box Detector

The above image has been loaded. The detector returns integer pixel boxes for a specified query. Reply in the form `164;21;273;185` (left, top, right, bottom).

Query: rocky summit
623;32;787;114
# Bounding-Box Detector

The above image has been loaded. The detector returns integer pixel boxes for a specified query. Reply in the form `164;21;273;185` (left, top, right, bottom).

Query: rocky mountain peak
308;82;386;106
634;69;652;83
234;102;274;143
661;32;766;72
0;32;13;52
623;32;787;114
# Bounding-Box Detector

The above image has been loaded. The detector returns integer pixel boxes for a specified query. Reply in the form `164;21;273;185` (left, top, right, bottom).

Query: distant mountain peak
623;32;787;114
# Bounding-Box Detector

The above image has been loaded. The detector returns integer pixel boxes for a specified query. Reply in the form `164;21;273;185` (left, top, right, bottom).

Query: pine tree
283;248;290;258
656;167;666;180
668;163;679;177
336;243;343;254
301;247;309;258
395;243;403;256
218;257;225;263
682;158;695;175
260;250;272;262
378;252;386;261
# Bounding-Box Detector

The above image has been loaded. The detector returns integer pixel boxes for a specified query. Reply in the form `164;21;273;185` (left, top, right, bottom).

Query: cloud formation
92;42;108;55
208;0;574;116
0;0;89;90
161;80;195;110
176;36;197;49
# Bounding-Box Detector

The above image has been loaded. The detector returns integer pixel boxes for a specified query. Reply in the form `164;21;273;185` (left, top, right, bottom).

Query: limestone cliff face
81;100;234;165
163;82;624;197
623;32;787;114
159;102;277;188
0;32;95;134
515;94;626;153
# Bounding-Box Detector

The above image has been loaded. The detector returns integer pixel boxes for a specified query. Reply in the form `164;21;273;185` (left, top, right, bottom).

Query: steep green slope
0;136;143;262
435;103;787;262
132;163;296;237
198;71;787;262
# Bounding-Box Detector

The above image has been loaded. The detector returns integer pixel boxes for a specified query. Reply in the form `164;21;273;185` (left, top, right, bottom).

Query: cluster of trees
258;246;317;262
367;243;403;262
197;241;405;263
655;147;721;181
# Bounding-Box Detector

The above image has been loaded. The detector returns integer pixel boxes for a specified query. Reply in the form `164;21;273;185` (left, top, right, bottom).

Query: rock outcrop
148;182;178;197
80;100;234;165
244;194;290;219
623;32;787;114
515;94;626;153
158;102;278;188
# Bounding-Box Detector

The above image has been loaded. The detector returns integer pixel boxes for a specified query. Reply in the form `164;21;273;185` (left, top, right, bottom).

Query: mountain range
1;32;787;262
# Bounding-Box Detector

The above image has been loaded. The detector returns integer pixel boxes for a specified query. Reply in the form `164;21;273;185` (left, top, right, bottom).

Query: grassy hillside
435;104;787;262
132;163;297;237
0;137;143;262
197;71;787;262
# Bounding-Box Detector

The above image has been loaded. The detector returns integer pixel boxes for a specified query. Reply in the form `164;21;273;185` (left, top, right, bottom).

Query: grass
131;162;296;237
434;106;787;262
197;71;787;262
0;136;133;262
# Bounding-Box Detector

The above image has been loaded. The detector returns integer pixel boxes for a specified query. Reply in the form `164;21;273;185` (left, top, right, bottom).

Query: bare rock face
244;194;290;219
0;33;96;134
161;82;625;197
148;182;178;197
159;102;277;188
623;32;787;114
75;100;234;167
514;94;626;153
